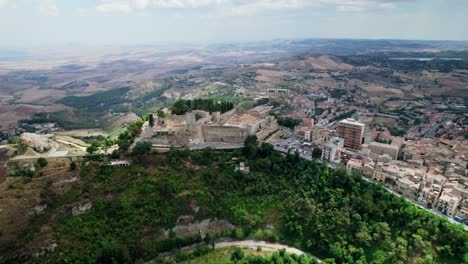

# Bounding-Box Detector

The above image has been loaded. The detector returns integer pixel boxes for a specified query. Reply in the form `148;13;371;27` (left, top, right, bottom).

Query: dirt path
56;139;87;152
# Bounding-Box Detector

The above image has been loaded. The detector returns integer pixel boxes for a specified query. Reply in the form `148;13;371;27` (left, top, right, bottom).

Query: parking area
267;127;315;158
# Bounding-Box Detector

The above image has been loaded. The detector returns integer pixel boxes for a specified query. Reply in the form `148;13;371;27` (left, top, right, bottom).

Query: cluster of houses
292;117;468;223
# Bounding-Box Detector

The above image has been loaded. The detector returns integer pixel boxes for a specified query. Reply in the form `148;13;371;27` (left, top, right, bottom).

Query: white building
436;191;462;216
322;137;344;163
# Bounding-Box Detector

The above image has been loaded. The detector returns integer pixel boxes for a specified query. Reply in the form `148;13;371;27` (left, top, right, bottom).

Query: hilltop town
0;39;467;262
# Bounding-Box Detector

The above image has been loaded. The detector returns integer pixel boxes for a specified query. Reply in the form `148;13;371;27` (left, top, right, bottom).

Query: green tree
157;109;166;118
231;247;245;262
86;143;99;155
148;114;154;127
96;240;131;264
36;157;48;168
69;161;77;171
312;148;322;159
171;100;191;115
132;141;152;156
243;135;258;159
7;136;20;144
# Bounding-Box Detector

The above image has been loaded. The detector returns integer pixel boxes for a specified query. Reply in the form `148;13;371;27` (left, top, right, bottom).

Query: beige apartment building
336;118;365;150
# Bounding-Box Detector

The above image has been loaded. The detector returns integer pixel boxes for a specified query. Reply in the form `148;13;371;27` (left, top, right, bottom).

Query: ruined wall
201;125;249;143
148;137;172;146
256;122;279;141
141;121;154;139
218;109;238;125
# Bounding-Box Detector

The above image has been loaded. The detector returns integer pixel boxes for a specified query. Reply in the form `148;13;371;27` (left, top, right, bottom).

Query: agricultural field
2;41;468;132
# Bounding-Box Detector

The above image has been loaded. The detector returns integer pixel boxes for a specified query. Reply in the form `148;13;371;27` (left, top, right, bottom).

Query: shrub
37;157;48;168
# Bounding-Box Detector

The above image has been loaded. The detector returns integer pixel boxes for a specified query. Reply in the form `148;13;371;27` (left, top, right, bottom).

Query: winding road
214;239;309;257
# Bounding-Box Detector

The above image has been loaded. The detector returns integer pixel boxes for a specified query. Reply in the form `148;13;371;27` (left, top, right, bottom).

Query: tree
86;143;99;155
69;161;77;171
171;100;191;115
110;150;120;159
148;114;154;127
36;157;48;168
231;247;244;262
132;141;152;156
243;135;258;159
274;115;302;129
312;148;322;159
157;109;166;118
117;139;131;153
7;136;20;144
96;240;131;264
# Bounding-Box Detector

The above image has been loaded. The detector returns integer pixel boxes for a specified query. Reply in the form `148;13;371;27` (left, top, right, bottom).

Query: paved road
153;239;322;263
215;239;322;261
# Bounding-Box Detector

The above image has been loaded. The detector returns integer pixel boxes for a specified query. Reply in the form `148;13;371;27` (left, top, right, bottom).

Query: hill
1;138;466;263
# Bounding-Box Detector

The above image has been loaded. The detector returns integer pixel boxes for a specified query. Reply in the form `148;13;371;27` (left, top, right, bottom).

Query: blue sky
0;0;467;46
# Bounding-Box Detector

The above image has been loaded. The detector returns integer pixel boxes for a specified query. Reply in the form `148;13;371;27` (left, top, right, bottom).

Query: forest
58;87;130;112
170;99;235;115
340;55;468;73
6;136;467;264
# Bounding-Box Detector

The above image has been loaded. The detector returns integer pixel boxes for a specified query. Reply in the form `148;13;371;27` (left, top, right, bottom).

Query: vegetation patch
4;137;467;263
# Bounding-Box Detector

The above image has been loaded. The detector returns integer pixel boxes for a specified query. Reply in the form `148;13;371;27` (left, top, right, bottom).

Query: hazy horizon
1;0;468;46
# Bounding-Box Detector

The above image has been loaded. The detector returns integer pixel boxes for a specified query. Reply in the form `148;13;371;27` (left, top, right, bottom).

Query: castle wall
256;122;279;141
141;121;154;139
218;109;238;125
201;125;249;143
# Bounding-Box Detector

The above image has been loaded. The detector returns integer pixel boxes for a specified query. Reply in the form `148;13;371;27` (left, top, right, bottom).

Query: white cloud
0;0;17;8
77;8;90;16
320;0;402;12
141;0;227;8
38;0;59;16
132;0;150;10
93;0;408;15
230;0;311;16
96;2;133;14
0;0;59;16
95;0;228;13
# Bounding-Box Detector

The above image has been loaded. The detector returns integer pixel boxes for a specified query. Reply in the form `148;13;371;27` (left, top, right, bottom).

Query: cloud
96;2;133;14
0;0;16;8
320;0;404;12
77;8;90;16
93;0;409;15
96;0;228;13
138;0;227;9
229;0;312;16
38;0;59;16
0;0;59;16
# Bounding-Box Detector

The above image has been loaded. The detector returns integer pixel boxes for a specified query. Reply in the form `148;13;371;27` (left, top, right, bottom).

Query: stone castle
141;108;278;148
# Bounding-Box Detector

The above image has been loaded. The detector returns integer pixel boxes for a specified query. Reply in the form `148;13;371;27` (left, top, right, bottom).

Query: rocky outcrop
72;202;92;216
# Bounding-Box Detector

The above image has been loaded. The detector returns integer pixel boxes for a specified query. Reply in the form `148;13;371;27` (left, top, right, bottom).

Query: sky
0;0;467;46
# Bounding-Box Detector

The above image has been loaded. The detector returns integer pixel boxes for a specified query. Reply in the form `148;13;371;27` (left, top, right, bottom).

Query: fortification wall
201;125;249;143
148;137;172;146
218;109;238;125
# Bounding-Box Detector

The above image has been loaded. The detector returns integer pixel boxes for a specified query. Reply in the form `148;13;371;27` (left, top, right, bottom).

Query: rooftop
369;141;399;150
225;113;262;128
338;118;364;127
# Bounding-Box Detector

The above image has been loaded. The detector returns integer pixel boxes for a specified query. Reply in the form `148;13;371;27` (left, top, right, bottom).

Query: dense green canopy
9;137;467;263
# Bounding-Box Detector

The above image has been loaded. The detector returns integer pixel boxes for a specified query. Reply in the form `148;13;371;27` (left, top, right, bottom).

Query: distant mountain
0;50;31;61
